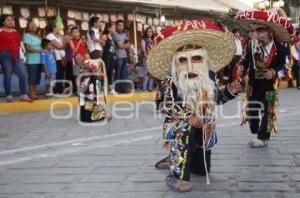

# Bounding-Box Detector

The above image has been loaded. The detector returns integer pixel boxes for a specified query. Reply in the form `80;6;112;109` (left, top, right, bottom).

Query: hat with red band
146;20;236;80
235;10;295;43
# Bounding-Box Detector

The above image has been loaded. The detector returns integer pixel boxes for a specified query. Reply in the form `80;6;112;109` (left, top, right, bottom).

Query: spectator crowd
0;14;158;103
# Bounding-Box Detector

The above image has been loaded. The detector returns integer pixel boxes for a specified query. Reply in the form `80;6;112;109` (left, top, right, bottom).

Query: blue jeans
114;57;128;93
143;75;153;91
0;52;28;96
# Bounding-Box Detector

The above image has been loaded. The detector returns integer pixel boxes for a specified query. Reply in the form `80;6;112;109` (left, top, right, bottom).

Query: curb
0;92;156;114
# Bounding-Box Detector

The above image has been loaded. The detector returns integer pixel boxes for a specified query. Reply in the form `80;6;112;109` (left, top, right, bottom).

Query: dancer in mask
148;20;241;192
76;56;111;122
235;10;294;147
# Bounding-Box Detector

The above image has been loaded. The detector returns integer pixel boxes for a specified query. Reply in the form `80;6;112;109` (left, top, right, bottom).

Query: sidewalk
0;92;156;114
0;89;299;198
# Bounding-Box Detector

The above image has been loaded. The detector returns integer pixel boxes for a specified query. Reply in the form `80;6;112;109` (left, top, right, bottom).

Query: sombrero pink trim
235;10;295;43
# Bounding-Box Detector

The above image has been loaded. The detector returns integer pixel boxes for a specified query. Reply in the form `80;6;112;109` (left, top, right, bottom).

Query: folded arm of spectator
50;39;64;50
100;34;107;43
24;44;47;53
69;40;82;54
90;33;100;43
116;41;130;49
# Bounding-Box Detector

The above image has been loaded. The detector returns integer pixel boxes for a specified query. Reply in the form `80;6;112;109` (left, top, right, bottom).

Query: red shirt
70;37;86;59
0;29;20;60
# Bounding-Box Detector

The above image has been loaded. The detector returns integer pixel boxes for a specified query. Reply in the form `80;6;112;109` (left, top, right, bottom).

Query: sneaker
52;94;61;98
45;93;53;98
110;89;118;95
297;87;300;90
165;176;192;192
20;95;34;103
248;139;268;148
6;95;14;103
30;95;40;100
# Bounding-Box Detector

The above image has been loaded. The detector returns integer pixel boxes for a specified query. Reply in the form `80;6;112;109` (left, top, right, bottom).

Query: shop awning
111;0;252;12
4;0;253;19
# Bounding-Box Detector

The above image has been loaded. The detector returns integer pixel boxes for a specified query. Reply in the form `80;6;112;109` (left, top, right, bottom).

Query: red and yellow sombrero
146;20;236;80
235;10;295;43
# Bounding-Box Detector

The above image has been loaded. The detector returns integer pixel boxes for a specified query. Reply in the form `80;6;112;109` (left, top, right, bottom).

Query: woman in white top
87;16;105;59
46;23;67;95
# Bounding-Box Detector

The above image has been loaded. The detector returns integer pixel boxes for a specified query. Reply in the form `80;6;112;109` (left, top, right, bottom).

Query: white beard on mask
170;46;216;118
174;66;215;118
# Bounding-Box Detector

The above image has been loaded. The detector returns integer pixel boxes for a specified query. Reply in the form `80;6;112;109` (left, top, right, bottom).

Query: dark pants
248;91;270;140
292;63;300;87
114;57;128;93
27;64;42;85
181;127;211;181
103;52;115;86
54;61;73;94
65;61;74;93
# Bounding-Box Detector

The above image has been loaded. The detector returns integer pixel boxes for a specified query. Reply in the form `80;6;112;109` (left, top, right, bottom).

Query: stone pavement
0;89;300;198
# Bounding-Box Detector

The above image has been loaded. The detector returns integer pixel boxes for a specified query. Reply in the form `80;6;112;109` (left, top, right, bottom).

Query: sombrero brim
147;29;235;80
236;19;292;43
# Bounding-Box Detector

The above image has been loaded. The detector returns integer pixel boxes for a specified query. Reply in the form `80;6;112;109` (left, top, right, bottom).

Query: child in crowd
41;39;57;97
69;27;87;94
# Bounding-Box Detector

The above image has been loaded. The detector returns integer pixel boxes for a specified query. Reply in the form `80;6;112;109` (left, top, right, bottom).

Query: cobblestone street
0;89;300;198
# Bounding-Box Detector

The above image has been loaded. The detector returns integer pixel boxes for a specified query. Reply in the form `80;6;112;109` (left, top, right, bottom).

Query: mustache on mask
177;70;214;97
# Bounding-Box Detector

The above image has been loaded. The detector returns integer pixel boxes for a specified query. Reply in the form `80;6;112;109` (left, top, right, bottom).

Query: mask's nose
186;56;198;79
